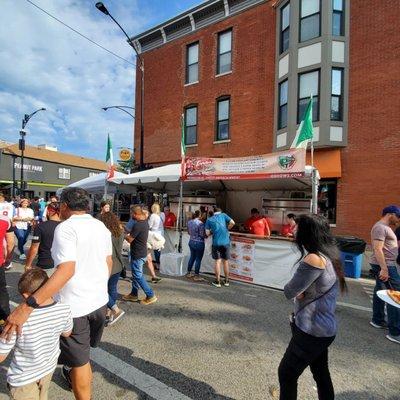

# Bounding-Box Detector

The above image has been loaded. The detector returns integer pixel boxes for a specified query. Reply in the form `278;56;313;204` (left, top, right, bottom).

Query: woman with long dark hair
99;212;125;326
278;214;346;400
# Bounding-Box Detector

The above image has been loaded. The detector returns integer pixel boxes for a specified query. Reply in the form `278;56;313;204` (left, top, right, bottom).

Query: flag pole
308;94;318;214
178;114;185;253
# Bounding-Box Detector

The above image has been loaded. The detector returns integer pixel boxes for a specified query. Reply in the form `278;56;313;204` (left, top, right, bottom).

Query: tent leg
178;180;183;253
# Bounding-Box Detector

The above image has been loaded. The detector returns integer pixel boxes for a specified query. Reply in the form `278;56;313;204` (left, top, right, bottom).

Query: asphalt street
1;261;399;400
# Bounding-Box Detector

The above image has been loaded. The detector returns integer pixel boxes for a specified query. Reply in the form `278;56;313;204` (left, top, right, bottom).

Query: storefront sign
14;162;43;173
229;236;255;282
11;160;45;182
183;148;306;180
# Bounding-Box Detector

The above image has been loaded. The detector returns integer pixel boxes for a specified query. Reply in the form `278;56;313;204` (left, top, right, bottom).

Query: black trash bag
334;236;367;255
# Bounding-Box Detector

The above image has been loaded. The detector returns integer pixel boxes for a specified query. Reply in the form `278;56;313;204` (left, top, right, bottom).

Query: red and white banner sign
182;148;306;181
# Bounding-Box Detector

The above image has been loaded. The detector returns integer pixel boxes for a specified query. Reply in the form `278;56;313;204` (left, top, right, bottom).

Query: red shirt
249;217;271;236
245;216;259;232
281;224;295;237
164;212;177;228
0;219;10;265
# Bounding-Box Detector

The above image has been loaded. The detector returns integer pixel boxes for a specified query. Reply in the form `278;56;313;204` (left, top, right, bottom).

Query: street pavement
1;260;399;400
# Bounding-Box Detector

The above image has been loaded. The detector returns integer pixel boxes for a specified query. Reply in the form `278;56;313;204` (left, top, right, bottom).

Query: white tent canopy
57;171;127;195
113;164;181;184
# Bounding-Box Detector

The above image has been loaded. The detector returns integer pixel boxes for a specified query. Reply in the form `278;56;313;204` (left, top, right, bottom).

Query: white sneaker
19;254;26;260
370;321;387;329
386;334;400;344
4;262;12;271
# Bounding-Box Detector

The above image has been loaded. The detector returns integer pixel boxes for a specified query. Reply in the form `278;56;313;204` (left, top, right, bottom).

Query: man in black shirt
25;203;61;274
122;205;157;305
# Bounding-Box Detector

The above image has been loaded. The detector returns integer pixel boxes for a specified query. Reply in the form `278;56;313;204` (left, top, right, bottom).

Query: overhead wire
25;0;136;68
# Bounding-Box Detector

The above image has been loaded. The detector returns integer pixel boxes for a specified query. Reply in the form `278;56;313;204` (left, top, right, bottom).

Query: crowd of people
0;186;399;400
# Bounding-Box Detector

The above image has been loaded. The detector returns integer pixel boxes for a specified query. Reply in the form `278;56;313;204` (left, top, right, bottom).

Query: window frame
184;104;198;145
331;67;344;121
58;167;71;180
278;79;289;130
185;41;199;84
217;29;233;75
280;2;290;54
297;69;320;123
299;0;321;43
332;0;345;36
215;96;231;141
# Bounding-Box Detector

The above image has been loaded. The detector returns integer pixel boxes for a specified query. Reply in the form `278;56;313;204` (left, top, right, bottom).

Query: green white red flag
106;133;115;180
291;95;314;149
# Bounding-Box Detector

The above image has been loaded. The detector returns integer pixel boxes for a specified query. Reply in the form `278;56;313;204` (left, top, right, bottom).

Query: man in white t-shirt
2;187;112;400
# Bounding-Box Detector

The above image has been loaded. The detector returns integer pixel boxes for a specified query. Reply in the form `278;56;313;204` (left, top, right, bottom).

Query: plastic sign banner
119;149;131;161
182;148;306;180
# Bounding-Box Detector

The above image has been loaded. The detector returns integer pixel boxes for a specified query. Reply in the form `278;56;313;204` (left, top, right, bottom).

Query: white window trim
185;144;198;148
184;81;199;87
213;139;231;144
215;71;232;78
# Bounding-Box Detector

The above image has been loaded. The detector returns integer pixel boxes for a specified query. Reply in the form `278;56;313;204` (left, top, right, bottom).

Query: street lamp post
18;108;46;196
95;2;145;170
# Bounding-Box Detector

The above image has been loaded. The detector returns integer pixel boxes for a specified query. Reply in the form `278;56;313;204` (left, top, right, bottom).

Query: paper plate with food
377;290;400;308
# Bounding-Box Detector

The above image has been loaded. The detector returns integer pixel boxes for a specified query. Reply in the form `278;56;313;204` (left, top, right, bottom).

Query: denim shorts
211;245;230;260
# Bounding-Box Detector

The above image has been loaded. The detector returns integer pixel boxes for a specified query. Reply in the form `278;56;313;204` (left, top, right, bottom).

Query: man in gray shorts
370;205;400;344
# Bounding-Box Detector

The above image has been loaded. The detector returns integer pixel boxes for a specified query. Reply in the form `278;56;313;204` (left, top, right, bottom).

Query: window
186;42;199;84
280;3;290;54
297;70;319;123
58;168;71;180
332;0;344;36
278;80;288;129
89;172;98;177
331;68;343;121
299;0;320;42
216;97;230;141
217;30;232;75
184;106;198;145
318;179;337;224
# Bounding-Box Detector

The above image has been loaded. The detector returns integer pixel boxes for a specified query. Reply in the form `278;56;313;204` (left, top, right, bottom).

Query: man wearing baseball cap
370;205;400;344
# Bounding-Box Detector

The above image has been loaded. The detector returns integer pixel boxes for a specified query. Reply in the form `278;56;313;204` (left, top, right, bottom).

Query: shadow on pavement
336;391;399;400
99;341;236;400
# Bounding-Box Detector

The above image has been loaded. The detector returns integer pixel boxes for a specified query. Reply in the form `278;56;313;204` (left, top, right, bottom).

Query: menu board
229;236;255;282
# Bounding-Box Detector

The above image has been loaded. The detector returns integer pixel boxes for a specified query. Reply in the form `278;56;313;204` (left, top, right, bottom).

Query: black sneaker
151;277;162;283
223;279;230;287
212;280;221;288
61;366;72;389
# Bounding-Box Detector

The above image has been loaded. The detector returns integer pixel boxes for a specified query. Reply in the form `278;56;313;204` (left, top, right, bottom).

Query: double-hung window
280;3;290;54
278;80;288;129
184;106;197;145
331;68;344;121
299;0;321;42
332;0;344;36
58;167;71;180
298;70;319;123
186;42;199;84
217;30;232;75
216;97;230;141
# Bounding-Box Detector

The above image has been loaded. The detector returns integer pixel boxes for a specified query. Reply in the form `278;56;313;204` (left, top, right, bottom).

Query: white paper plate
377;290;400;309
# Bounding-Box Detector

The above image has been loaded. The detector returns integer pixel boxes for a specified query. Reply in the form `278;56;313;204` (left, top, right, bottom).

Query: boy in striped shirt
0;268;72;400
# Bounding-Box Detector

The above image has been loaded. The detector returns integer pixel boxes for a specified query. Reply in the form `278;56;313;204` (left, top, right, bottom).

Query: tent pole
311;168;319;214
178;179;183;253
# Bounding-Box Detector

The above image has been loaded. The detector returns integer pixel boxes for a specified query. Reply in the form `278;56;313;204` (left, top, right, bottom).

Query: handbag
290;280;337;332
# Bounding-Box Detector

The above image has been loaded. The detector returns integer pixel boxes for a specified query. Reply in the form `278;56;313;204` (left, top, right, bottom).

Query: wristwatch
26;296;40;309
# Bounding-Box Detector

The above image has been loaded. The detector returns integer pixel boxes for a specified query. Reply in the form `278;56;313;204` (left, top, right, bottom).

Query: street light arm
22;108;46;129
102;106;135;119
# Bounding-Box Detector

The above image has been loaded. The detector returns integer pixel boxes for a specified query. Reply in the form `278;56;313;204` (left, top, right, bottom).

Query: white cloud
0;0;143;160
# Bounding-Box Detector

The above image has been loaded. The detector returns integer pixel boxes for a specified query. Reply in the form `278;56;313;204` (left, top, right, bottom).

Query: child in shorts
0;268;72;400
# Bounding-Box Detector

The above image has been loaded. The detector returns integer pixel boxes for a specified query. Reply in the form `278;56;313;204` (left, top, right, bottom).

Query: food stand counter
163;228;300;290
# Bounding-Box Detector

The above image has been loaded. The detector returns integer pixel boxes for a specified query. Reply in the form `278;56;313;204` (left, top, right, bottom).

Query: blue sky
0;0;201;161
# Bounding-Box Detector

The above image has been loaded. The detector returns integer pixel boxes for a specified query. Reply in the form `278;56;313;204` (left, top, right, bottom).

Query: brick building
131;0;400;241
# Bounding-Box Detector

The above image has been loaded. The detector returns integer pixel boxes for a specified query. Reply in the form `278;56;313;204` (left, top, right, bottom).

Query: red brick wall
134;3;276;165
335;0;400;242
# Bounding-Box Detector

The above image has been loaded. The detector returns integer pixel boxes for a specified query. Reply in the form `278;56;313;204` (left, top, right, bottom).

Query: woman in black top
25;202;61;275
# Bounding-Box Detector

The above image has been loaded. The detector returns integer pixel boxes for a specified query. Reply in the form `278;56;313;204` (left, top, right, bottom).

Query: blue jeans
14;227;31;255
107;272;121;310
154;249;161;264
188;241;205;275
371;263;400;336
130;258;154;298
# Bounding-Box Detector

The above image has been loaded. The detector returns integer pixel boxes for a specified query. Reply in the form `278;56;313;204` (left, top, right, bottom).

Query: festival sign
229;236;256;283
183;148;306;180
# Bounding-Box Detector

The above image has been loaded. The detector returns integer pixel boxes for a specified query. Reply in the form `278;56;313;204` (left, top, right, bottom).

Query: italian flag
106;133;115;180
291;95;314;149
180;113;186;177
